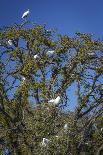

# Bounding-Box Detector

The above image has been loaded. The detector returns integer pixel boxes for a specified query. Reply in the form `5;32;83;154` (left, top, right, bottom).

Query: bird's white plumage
54;96;61;105
48;96;61;105
41;138;49;147
34;54;39;59
85;142;89;145
8;40;13;46
22;77;26;82
48;99;55;103
47;50;55;55
22;9;30;19
64;123;68;130
88;52;95;56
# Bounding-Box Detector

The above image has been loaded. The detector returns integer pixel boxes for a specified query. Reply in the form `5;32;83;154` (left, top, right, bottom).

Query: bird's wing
22;11;28;18
47;51;54;54
22;13;25;18
48;99;54;103
54;97;60;105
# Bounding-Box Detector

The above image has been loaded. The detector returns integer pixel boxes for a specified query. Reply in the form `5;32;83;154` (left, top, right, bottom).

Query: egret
85;142;89;145
48;99;55;103
88;52;95;56
41;138;49;147
48;96;61;106
8;40;13;46
34;54;39;59
46;29;52;34
22;9;30;19
64;123;68;130
47;50;55;55
22;77;26;82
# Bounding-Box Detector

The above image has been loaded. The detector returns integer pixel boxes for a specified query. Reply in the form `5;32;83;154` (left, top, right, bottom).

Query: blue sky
0;0;103;38
0;0;103;110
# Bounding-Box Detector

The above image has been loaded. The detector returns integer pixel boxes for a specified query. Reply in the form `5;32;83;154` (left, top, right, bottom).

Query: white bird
8;40;13;46
47;50;55;55
41;138;49;147
88;52;95;56
22;77;26;82
48;96;61;106
22;9;30;19
46;29;52;33
64;123;68;130
85;142;89;145
101;127;103;132
34;54;39;59
48;99;55;103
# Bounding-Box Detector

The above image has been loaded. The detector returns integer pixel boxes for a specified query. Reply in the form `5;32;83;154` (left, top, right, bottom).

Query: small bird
22;77;26;82
8;40;13;46
41;138;49;147
48;96;61;106
47;50;55;55
47;29;51;32
64;123;68;130
85;142;89;145
46;29;52;34
22;9;30;19
88;52;95;56
34;54;39;59
48;99;55;103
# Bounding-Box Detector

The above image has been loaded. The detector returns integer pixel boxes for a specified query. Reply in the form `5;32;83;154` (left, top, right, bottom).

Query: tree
0;22;103;155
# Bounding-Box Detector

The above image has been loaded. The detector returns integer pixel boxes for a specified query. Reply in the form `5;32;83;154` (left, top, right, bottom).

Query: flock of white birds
7;9;30;46
7;10;61;106
6;9;98;148
7;9;68;146
33;50;55;59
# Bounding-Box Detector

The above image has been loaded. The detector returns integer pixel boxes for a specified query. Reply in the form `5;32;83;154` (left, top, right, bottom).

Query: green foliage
0;22;103;154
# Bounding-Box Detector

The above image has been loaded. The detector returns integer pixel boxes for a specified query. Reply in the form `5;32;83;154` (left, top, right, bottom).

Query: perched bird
8;40;13;46
46;29;52;34
46;29;51;32
85;142;89;145
41;138;49;147
88;52;95;56
22;77;26;82
34;54;39;59
47;50;55;55
48;99;55;103
48;96;61;106
64;123;68;130
22;9;30;19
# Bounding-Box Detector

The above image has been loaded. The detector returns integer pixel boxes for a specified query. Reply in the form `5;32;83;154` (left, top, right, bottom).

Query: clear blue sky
0;0;103;110
0;0;103;38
